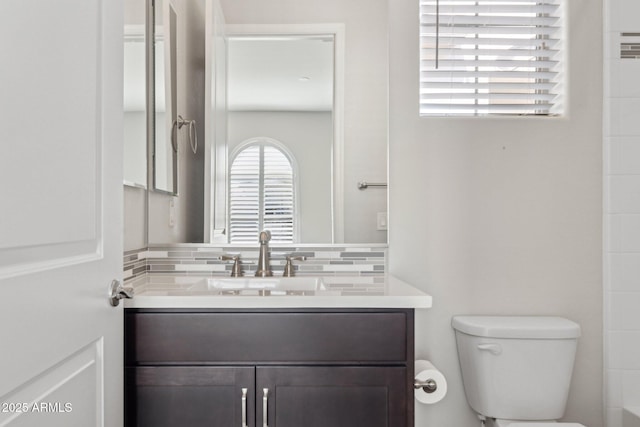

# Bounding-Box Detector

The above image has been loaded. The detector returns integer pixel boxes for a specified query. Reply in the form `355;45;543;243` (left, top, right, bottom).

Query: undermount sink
188;276;326;295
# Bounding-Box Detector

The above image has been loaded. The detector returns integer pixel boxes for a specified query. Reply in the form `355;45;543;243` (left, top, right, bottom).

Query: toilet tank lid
451;316;581;339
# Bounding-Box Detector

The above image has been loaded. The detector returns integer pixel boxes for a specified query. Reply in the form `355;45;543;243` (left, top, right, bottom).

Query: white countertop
124;274;432;309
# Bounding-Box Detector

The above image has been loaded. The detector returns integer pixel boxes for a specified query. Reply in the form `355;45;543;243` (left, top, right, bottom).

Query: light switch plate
377;212;387;231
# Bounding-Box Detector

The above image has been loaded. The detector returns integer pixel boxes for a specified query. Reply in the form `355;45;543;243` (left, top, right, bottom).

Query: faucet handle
283;256;306;277
259;230;271;243
221;254;243;277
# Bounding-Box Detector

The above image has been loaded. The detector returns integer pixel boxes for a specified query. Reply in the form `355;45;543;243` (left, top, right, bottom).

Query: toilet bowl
452;316;586;427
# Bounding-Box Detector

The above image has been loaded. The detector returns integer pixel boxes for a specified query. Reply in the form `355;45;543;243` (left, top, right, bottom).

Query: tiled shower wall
124;245;387;283
605;1;640;426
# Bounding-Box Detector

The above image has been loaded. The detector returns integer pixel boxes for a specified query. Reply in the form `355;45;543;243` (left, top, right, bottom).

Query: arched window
228;139;297;243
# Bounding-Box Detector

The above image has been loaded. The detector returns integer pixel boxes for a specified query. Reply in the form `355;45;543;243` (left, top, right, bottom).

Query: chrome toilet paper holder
414;378;438;393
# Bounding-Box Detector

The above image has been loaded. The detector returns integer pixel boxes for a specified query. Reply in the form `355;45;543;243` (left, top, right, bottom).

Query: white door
0;1;124;426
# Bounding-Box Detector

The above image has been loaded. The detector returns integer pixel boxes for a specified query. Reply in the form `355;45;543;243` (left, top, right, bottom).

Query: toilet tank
452;316;581;421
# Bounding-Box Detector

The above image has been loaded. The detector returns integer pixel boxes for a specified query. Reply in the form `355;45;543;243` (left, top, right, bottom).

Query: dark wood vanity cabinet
125;366;254;426
124;309;415;427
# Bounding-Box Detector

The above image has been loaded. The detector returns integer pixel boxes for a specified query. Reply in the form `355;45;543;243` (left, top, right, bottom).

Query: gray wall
388;0;604;426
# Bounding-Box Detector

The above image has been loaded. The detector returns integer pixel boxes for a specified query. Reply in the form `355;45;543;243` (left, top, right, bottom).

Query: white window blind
420;0;564;116
229;144;295;243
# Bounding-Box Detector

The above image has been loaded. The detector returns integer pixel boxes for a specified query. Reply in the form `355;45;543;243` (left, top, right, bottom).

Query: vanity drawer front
126;311;409;364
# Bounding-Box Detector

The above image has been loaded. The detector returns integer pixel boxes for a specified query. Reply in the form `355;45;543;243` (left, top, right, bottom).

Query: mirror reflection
146;0;388;245
222;34;334;244
123;0;147;188
153;0;178;195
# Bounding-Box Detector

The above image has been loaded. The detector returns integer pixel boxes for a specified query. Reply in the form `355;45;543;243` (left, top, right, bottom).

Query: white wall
227;111;333;242
389;0;604;426
220;0;388;244
604;1;640;426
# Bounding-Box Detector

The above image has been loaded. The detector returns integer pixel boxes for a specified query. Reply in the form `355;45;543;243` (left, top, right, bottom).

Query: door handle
262;388;269;427
241;388;248;427
109;280;133;307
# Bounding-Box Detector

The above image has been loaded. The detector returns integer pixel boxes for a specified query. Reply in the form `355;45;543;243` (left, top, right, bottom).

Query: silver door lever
109;280;134;307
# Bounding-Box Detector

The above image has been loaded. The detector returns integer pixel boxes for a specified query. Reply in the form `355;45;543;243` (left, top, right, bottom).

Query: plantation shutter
419;0;564;116
229;146;260;243
229;144;295;243
263;146;295;242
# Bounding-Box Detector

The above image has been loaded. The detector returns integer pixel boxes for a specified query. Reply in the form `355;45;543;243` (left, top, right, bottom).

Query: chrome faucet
255;230;273;277
282;255;306;277
221;254;243;277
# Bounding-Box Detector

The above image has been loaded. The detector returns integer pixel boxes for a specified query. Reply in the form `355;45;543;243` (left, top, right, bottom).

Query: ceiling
124;35;334;113
227;36;334;112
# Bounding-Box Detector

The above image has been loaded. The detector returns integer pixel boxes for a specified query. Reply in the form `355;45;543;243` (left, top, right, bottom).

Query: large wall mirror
145;0;388;245
205;0;388;244
212;28;339;244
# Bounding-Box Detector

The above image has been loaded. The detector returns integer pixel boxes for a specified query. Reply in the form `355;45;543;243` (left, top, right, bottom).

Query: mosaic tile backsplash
124;245;387;284
621;33;640;59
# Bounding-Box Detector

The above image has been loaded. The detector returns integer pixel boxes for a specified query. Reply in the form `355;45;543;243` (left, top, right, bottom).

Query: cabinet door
257;366;408;427
126;366;255;427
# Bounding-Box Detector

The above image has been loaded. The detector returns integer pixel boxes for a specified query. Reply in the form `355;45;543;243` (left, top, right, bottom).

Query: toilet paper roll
414;359;447;404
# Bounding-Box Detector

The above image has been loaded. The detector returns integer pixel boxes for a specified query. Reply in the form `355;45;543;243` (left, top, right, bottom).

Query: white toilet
451;315;586;427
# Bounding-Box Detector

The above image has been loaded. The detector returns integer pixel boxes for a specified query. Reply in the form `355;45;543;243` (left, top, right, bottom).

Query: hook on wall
171;115;198;154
